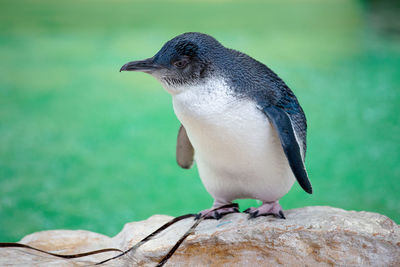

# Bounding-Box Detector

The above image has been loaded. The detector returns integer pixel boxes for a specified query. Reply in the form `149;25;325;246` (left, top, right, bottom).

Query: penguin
120;32;312;219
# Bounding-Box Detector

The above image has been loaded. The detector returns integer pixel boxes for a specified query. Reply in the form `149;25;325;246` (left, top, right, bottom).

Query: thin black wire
0;203;239;266
0;242;122;259
97;203;238;266
156;203;239;267
95;213;196;265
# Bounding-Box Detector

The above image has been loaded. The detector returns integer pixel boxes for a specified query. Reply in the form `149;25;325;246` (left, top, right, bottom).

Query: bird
120;32;312;219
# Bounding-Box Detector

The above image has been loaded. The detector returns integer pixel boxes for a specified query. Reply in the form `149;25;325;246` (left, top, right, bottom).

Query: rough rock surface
1;206;399;266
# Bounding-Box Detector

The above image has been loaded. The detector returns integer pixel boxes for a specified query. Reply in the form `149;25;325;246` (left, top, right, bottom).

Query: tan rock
0;206;399;266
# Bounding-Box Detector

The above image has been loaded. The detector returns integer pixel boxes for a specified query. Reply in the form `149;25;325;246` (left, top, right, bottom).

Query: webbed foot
244;201;285;219
195;202;239;220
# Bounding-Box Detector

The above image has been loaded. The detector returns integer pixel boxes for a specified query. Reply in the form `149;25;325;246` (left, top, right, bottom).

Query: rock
0;206;399;266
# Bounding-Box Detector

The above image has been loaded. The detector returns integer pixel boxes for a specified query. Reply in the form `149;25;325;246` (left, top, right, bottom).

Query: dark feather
261;105;312;194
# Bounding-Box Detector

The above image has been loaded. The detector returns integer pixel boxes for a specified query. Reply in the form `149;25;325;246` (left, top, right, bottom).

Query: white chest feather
169;78;295;202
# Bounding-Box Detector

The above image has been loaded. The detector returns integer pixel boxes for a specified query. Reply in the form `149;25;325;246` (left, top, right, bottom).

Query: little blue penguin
120;32;312;219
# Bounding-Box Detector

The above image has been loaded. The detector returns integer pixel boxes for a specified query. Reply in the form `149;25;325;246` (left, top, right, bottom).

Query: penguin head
120;32;225;94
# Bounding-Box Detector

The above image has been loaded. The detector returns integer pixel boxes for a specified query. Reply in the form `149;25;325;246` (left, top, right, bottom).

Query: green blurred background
1;0;399;242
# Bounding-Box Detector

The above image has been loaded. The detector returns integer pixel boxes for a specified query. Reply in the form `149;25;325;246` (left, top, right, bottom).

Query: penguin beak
120;57;159;73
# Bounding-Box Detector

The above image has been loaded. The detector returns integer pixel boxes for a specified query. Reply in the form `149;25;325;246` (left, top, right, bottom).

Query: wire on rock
0;203;239;266
0;242;123;259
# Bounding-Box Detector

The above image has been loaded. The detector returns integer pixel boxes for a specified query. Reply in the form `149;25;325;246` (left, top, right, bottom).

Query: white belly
170;79;295;203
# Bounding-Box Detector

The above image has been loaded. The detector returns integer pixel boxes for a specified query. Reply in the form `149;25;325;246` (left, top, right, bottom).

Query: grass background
0;0;399;241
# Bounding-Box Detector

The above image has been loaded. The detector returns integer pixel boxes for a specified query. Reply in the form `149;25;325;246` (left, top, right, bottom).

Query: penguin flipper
261;105;312;194
176;124;194;169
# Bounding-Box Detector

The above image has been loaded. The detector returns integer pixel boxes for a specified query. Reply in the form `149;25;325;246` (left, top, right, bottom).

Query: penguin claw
246;201;286;219
248;211;286;219
214;212;222;220
248;210;259;219
195;205;240;220
243;208;252;214
278;210;286;219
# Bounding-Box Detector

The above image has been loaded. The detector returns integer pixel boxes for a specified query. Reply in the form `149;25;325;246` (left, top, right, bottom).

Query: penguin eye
173;58;189;69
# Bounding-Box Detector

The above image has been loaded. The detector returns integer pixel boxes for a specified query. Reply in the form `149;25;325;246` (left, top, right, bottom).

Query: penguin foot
244;201;285;219
195;204;240;220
